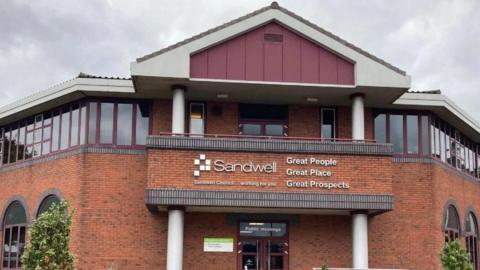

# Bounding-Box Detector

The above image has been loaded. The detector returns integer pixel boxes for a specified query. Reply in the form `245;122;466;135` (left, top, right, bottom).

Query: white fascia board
395;93;480;134
131;9;411;89
0;78;134;120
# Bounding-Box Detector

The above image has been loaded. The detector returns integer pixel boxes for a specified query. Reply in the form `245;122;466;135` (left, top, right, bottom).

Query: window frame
2;201;27;270
238;104;289;137
466;211;479;270
320;107;336;140
188;102;206;136
0;98;151;168
373;110;431;157
444;204;461;243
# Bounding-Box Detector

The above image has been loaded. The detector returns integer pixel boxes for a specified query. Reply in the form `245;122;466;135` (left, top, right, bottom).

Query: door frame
236;221;289;270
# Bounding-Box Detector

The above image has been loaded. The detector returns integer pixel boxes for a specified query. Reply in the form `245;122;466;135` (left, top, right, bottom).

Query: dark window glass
444;205;460;243
374;114;387;143
3;130;10;164
80;105;86;144
52;112;60;152
407;115;419;154
4;202;27;226
0;128;3;165
9;127;18;163
17;125;25;161
88;103;97;144
117;104;133;145
60;110;70;150
100;103;114;144
239;104;288;120
37;195;61;217
135;103;150;145
321;108;335;139
2;201;27;269
70;107;79;146
390;115;404;154
239;104;287;137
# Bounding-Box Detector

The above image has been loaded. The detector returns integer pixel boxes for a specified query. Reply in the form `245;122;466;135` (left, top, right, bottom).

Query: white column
166;208;184;270
171;86;186;134
352;212;368;269
351;94;365;141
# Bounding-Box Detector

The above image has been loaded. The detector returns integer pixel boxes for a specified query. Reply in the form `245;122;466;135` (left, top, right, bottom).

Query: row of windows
0;100;150;166
189;103;336;138
431;117;479;177
2;195;60;269
444;204;479;269
375;112;479;179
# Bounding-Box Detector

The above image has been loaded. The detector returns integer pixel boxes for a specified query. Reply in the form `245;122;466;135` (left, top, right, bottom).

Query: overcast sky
1;0;479;121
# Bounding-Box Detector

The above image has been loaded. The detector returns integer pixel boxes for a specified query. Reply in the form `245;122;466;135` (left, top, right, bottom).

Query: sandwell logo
193;154;211;177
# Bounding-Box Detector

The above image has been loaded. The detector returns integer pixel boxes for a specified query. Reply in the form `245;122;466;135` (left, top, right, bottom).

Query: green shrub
441;240;473;270
21;201;75;270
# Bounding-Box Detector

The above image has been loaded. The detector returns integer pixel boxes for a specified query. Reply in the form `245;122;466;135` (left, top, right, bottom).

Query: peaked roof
136;1;406;76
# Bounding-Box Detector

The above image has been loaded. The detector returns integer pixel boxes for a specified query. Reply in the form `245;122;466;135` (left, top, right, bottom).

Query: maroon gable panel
190;22;355;85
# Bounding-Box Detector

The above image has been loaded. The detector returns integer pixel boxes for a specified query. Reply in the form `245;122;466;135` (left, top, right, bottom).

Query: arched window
2;201;27;269
37;195;61;218
444;204;460;242
466;212;479;270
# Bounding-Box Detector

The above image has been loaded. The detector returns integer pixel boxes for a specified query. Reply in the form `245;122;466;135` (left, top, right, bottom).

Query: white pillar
352;212;368;269
172;86;186;134
166;208;184;270
351;94;365;141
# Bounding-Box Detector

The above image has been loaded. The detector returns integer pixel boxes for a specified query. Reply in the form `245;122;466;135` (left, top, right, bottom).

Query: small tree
21;201;75;270
441;240;474;270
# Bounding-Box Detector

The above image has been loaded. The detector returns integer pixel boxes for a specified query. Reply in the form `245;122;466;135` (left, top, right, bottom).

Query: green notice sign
203;237;234;252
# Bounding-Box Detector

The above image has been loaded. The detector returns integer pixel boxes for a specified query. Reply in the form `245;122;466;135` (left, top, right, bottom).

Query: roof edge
135;2;406;76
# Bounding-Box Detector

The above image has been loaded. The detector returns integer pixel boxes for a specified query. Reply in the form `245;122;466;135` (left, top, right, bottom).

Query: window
37;195;61;218
374;112;430;156
117;103;133;145
135;103;150;145
100;103;114;144
2;201;27;269
0;99;150;167
239;104;287;137
444;204;460;243
374;114;387;143
390;114;404;154
321;108;335;140
431;116;478;178
0;128;3;166
466;212;479;270
189;103;205;136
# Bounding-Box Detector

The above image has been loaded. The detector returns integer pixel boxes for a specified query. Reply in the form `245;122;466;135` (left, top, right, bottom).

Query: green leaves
21;200;75;270
441;240;474;270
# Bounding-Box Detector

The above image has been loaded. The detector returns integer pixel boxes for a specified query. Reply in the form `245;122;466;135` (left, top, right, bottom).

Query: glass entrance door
237;222;289;270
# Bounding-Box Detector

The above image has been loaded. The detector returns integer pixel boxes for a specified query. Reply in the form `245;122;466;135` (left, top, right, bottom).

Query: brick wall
0;152;166;270
147;149;393;194
150;101;366;140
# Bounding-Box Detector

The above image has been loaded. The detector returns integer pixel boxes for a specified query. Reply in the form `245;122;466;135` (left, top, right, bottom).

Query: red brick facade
1;101;479;270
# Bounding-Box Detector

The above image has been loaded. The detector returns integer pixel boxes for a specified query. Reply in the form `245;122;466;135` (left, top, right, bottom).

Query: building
1;2;479;270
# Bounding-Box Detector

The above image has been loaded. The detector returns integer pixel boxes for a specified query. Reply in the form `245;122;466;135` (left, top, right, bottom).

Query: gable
131;3;410;89
190;22;354;85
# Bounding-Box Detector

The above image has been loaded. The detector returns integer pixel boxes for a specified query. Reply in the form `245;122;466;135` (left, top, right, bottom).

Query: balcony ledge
147;134;393;156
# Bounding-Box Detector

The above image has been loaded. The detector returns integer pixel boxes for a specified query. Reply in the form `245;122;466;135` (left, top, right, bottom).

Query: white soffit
0;77;134;121
131;7;411;89
395;92;480;135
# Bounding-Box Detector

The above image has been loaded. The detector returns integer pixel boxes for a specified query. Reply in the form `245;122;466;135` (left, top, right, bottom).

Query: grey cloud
0;0;479;121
